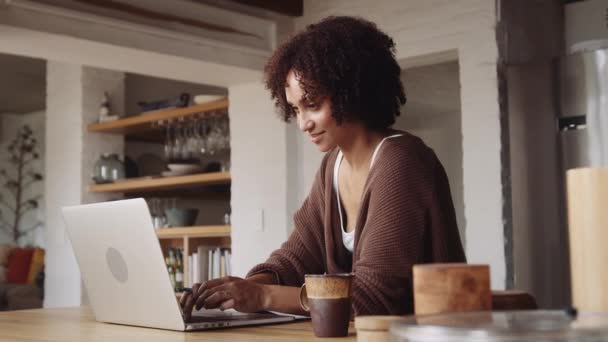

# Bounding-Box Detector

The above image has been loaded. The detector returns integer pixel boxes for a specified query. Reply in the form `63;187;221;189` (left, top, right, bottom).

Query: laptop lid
62;198;185;331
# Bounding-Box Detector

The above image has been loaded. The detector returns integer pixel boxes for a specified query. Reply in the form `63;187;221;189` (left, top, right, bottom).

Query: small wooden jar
413;263;492;315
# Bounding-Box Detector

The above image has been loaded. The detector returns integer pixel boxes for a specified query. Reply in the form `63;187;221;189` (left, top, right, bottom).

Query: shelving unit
87;99;231;287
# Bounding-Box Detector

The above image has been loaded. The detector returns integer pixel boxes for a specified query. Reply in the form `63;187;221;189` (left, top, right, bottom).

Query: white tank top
333;134;403;252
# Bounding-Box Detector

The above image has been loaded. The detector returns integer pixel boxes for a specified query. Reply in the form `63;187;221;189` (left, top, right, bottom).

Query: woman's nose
298;116;314;132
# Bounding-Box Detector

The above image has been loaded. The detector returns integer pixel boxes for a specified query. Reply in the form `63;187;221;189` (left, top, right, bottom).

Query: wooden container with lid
413;263;492;315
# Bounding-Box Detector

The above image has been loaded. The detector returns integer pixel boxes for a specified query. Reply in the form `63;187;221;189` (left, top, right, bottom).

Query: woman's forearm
262;285;309;316
247;272;308;315
247;272;278;285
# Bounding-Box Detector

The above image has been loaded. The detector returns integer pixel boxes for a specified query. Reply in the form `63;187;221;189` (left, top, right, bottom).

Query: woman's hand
180;276;269;320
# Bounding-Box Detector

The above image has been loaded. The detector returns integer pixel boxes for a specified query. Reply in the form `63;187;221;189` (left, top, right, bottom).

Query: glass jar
223;206;231;225
390;310;608;342
93;153;125;184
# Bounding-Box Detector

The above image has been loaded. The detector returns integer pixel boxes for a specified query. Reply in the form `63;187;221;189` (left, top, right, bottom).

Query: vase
93;153;125;184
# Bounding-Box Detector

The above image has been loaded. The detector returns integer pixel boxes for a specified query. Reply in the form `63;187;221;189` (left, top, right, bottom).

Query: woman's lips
310;131;325;144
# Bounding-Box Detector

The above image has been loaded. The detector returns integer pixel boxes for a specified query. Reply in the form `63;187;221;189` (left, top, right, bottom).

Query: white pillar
228;82;289;277
459;36;506;289
44;62;124;307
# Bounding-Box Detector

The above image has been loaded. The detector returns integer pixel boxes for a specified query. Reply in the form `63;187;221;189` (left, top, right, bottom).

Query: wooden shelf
87;98;228;135
156;225;230;239
88;172;230;193
125;186;230;199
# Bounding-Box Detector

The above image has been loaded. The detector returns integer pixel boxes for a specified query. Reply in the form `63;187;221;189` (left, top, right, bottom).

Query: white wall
228;83;290;277
0;110;45;247
44;63;124;307
292;0;505;288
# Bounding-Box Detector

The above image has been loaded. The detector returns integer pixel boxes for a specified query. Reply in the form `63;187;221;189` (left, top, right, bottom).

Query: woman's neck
338;125;392;172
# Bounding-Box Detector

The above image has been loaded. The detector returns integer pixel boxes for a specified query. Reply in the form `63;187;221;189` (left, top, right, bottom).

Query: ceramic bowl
165;208;199;227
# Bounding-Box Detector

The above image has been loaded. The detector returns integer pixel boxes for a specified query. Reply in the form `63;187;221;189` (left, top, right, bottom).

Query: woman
181;16;465;319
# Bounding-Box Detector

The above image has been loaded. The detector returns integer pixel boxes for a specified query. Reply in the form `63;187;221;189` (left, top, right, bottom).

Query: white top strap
334;134;403;252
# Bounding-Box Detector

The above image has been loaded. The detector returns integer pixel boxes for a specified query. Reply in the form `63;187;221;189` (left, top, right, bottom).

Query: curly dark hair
264;16;406;130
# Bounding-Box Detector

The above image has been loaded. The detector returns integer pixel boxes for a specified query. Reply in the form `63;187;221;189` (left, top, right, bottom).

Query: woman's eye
306;102;318;109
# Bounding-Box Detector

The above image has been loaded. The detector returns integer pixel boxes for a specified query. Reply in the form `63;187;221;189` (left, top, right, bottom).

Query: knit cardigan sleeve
350;141;465;315
246;154;329;286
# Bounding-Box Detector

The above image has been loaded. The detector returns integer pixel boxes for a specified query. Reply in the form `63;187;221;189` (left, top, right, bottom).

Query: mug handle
298;283;310;312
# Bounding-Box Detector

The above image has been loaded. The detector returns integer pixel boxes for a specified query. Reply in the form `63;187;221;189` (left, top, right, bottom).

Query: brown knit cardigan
247;132;466;315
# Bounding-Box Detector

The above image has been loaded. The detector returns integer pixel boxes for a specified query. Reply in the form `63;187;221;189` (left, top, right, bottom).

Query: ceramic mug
300;273;353;337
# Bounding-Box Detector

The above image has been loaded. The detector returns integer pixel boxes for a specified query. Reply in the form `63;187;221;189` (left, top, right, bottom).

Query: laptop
61;198;297;331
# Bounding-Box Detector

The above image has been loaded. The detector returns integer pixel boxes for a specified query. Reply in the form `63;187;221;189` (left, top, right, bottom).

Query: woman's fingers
182;283;201;319
202;290;231;309
194;277;233;297
192;278;243;311
179;291;189;307
219;298;236;311
180;292;192;320
183;292;196;319
195;283;231;310
195;285;222;310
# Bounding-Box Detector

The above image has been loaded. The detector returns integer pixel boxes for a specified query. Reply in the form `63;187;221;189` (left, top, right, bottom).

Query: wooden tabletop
0;306;357;341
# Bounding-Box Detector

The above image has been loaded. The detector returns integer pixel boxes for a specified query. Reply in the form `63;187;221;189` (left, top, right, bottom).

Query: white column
459;34;506;289
44;62;124;307
228;82;289;277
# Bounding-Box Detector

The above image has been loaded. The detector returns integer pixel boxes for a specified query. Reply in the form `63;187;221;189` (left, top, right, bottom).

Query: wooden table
0;306;357;341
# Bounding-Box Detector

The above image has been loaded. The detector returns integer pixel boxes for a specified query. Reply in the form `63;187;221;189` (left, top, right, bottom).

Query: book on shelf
212;248;220;280
220;253;226;278
197;245;212;284
189;246;231;285
190;253;198;286
225;250;231;276
208;249;213;282
189;254;195;285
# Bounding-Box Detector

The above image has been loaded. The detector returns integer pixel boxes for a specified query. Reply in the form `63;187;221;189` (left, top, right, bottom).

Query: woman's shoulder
379;130;437;168
368;131;439;205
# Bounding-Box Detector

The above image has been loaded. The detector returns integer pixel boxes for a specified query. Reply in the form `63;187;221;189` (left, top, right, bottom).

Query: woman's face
285;70;340;152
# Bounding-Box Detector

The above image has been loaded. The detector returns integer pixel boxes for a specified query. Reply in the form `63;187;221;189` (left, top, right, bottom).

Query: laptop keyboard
186;309;278;323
